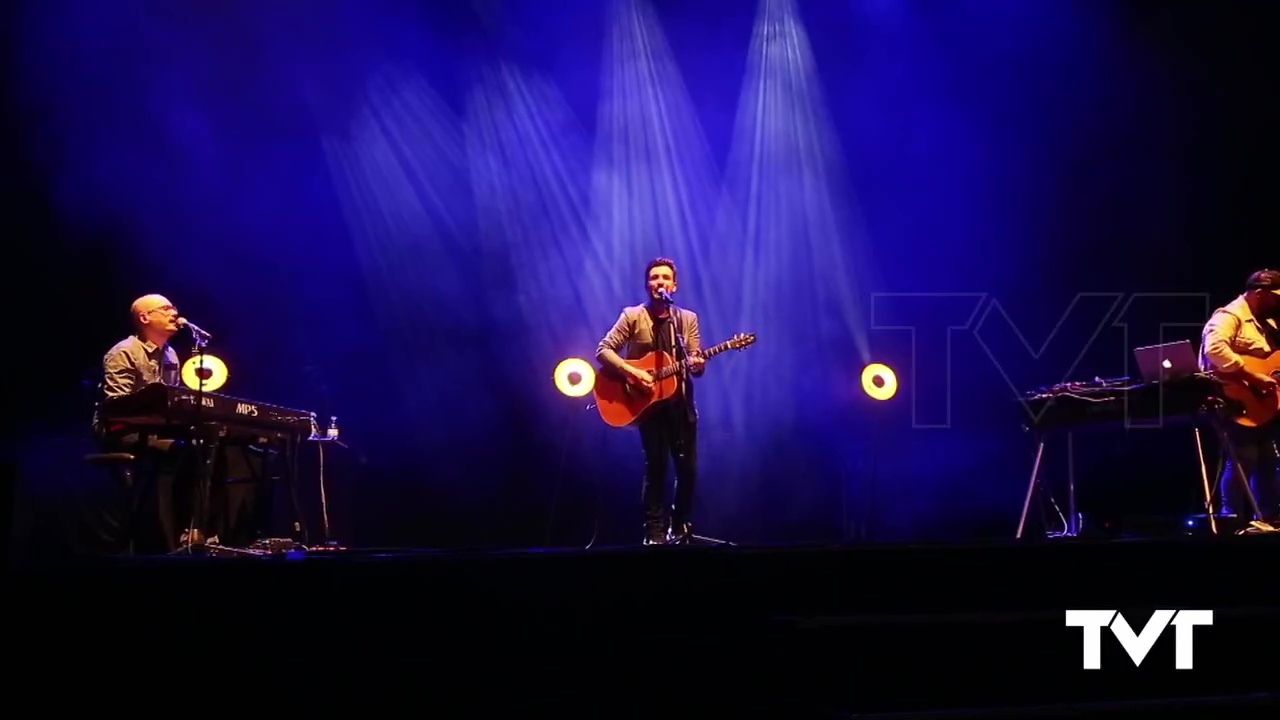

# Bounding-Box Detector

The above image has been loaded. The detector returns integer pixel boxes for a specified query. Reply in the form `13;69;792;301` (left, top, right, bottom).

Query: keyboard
100;383;314;439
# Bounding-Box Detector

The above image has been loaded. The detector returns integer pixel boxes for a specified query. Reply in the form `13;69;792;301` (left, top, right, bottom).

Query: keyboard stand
1015;429;1079;540
1017;400;1271;540
1196;403;1271;532
1191;423;1218;535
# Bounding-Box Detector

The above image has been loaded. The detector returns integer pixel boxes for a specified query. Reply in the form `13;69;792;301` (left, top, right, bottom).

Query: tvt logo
871;292;1211;428
1065;609;1213;669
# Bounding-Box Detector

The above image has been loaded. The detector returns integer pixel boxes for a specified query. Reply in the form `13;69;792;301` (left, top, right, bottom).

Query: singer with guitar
597;257;707;545
1199;269;1280;524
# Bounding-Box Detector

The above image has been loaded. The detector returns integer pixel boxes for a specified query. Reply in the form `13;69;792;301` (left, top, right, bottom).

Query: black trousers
1219;422;1280;521
92;432;195;554
639;400;698;531
92;432;268;553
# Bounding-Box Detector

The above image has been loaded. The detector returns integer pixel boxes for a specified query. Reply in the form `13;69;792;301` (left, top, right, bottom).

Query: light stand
850;364;898;543
546;401;602;550
664;292;734;547
849;405;884;543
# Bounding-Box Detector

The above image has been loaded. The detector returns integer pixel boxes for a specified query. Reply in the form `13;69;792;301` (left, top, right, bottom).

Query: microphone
656;288;674;304
177;317;212;340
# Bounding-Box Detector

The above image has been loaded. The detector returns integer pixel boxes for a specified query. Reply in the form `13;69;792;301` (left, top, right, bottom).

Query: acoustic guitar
593;333;756;427
1217;352;1280;427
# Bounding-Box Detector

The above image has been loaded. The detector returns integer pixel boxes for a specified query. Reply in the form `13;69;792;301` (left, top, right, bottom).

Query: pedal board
248;537;304;553
1241;521;1279;535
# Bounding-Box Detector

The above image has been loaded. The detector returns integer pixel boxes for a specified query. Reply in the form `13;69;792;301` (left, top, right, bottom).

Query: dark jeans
93;432;195;554
639;400;698;534
92;432;269;553
1219;422;1280;521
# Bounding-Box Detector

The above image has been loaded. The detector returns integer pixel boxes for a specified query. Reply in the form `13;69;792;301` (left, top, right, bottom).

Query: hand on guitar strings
687;350;705;372
627;365;655;391
1250;372;1278;395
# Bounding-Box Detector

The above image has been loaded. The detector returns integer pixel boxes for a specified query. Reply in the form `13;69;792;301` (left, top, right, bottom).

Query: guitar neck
653;340;735;379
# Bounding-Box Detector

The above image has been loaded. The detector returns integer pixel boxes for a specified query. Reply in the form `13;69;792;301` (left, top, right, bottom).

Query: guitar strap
670;311;683;386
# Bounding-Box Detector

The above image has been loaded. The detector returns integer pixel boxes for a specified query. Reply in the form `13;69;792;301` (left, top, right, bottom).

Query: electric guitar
1217;352;1280;427
593;333;756;427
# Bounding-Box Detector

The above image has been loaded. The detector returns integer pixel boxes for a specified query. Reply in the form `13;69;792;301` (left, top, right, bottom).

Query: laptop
1132;340;1201;383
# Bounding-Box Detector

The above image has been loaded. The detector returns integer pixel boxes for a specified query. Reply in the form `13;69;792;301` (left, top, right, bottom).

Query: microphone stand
662;291;734;547
177;327;218;553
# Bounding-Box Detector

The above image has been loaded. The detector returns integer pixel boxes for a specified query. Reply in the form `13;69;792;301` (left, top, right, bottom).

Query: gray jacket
596;304;703;371
596;304;705;422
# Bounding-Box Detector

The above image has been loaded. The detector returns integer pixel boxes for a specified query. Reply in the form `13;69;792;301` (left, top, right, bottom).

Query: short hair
1245;269;1280;292
644;257;677;282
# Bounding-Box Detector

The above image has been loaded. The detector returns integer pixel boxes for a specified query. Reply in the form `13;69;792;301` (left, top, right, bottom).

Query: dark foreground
10;535;1279;716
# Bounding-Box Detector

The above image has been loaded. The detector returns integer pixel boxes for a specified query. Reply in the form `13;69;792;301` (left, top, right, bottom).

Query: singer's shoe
643;522;668;546
643;505;669;546
668;521;692;545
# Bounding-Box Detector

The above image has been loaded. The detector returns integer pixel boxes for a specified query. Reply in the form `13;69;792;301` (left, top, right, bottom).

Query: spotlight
860;362;897;401
182;354;229;392
554;358;596;397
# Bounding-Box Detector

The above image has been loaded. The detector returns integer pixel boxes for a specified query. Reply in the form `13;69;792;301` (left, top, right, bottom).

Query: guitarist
597;257;706;545
1198;269;1280;523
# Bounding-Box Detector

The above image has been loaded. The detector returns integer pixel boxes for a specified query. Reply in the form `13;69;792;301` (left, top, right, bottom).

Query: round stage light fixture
861;362;897;401
182;354;229;392
554;358;596;397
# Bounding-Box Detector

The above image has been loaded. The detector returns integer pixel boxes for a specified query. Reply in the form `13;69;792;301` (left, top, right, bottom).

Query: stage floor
11;534;1279;715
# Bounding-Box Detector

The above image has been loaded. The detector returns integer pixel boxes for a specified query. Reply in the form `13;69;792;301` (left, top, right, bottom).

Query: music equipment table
1014;374;1264;538
1018;374;1223;432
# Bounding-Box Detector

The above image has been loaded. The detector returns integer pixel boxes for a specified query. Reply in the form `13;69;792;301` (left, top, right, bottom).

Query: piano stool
83;452;137;482
82;452;140;553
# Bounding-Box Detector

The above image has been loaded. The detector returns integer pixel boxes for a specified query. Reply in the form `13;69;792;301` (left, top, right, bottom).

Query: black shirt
647;307;696;419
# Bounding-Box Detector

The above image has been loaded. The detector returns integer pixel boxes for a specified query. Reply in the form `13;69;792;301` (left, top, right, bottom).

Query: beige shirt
1198;295;1279;372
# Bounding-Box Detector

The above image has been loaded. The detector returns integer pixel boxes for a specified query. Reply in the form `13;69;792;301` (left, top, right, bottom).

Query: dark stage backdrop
5;0;1277;555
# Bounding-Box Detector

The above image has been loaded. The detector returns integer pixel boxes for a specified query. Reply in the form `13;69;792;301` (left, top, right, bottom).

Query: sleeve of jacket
102;348;137;398
597;309;633;371
1200;310;1245;372
685;310;704;377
